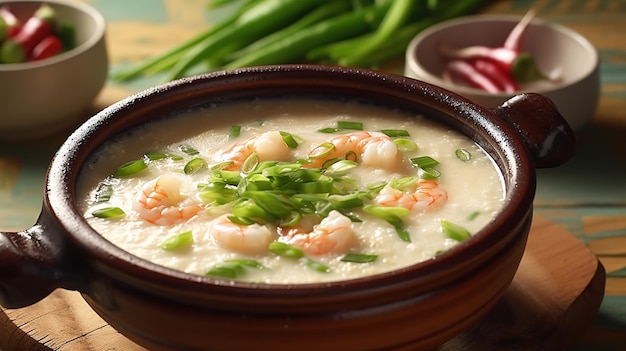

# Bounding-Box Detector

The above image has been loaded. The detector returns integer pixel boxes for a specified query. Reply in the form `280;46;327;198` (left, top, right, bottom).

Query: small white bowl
0;0;108;140
404;14;600;131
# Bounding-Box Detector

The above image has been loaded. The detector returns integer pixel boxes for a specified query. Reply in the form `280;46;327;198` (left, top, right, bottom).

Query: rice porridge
77;98;505;284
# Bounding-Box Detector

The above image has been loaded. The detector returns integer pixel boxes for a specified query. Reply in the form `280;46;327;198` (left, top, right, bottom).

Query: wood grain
0;216;604;351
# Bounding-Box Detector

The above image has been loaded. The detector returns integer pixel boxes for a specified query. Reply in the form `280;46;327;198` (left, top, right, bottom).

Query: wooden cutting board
0;216;605;351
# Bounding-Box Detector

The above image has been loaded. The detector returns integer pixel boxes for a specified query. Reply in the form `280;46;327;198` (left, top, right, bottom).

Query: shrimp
280;210;357;256
133;175;203;226
218;131;293;170
210;214;277;254
375;179;448;212
308;131;399;169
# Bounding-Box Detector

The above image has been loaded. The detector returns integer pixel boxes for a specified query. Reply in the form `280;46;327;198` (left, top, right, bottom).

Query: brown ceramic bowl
0;65;575;350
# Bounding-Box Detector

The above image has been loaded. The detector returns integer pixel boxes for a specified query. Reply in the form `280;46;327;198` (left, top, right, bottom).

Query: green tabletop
1;0;625;349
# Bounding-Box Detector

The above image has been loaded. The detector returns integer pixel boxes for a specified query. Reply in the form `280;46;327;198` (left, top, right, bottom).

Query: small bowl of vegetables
0;0;108;140
404;12;600;131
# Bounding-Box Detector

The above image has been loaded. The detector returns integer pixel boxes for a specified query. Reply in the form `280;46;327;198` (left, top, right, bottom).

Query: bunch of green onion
114;0;492;82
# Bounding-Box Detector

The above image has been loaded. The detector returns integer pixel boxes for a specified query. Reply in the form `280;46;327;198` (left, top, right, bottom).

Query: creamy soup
78;98;505;284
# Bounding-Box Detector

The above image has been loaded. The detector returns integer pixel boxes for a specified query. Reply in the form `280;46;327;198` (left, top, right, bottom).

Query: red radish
503;8;536;51
29;34;63;61
471;58;519;93
0;4;56;63
442;59;502;94
0;5;21;38
439;8;552;92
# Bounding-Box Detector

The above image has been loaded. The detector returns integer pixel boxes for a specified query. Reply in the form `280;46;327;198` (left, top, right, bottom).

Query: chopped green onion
229;125;241;138
441;220;472;242
329;192;369;209
381;129;409;137
323;160;357;177
367;181;387;192
280;131;299;148
278;211;302;227
225;259;266;269
394;225;412;243
309;142;335;159
113;159;148;177
419;167;441;180
241;152;260;174
363;205;411;242
341;253;378;263
455;148;472;162
320;158;340;169
390;176;418;191
467;211;480;221
92;207;125;219
206;261;246;278
269;241;304;259
394;138;418;152
411;156;439;169
337;121;363;130
184;157;207;175
303;258;331;273
179;144;199;155
240;191;295;218
242;174;273;191
161;230;194;251
318;127;340;133
93;182;113;202
144;151;168;161
344;150;358;162
298;178;333;194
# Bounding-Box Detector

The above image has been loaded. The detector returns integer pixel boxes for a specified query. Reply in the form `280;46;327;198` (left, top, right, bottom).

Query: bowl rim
45;65;534;295
0;0;106;71
404;14;599;99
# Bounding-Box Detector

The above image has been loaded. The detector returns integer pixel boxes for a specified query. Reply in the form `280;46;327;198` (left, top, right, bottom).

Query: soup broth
78;98;505;284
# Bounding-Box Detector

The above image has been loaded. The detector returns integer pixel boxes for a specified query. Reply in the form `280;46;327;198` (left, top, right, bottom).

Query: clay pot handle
493;93;577;168
0;219;80;308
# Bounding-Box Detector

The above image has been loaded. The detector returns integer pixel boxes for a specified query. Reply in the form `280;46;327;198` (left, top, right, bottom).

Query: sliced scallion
467;211;480;221
419;167;441;180
341;253;378;263
144;151;168;161
241;152;260;174
206;261;246;278
394;138;418;152
441;220;471;242
279;131;299;148
303;258;331;273
381;129;409;137
179;144;199;155
184;157;207;175
229;125;241;138
113;159;148;177
455;148;472;162
410;156;439;169
225;259;266;269
363;205;411;242
92;207;125;219
323;159;357;177
337;121;363;130
309;142;335;159
269;241;304;259
161;230;194;251
93;182;113;202
318;127;340;133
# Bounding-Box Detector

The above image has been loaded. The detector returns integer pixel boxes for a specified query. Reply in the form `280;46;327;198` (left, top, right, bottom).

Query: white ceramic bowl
404;14;600;131
0;0;108;140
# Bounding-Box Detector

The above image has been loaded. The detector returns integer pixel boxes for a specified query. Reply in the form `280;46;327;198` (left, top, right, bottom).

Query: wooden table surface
1;0;625;350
